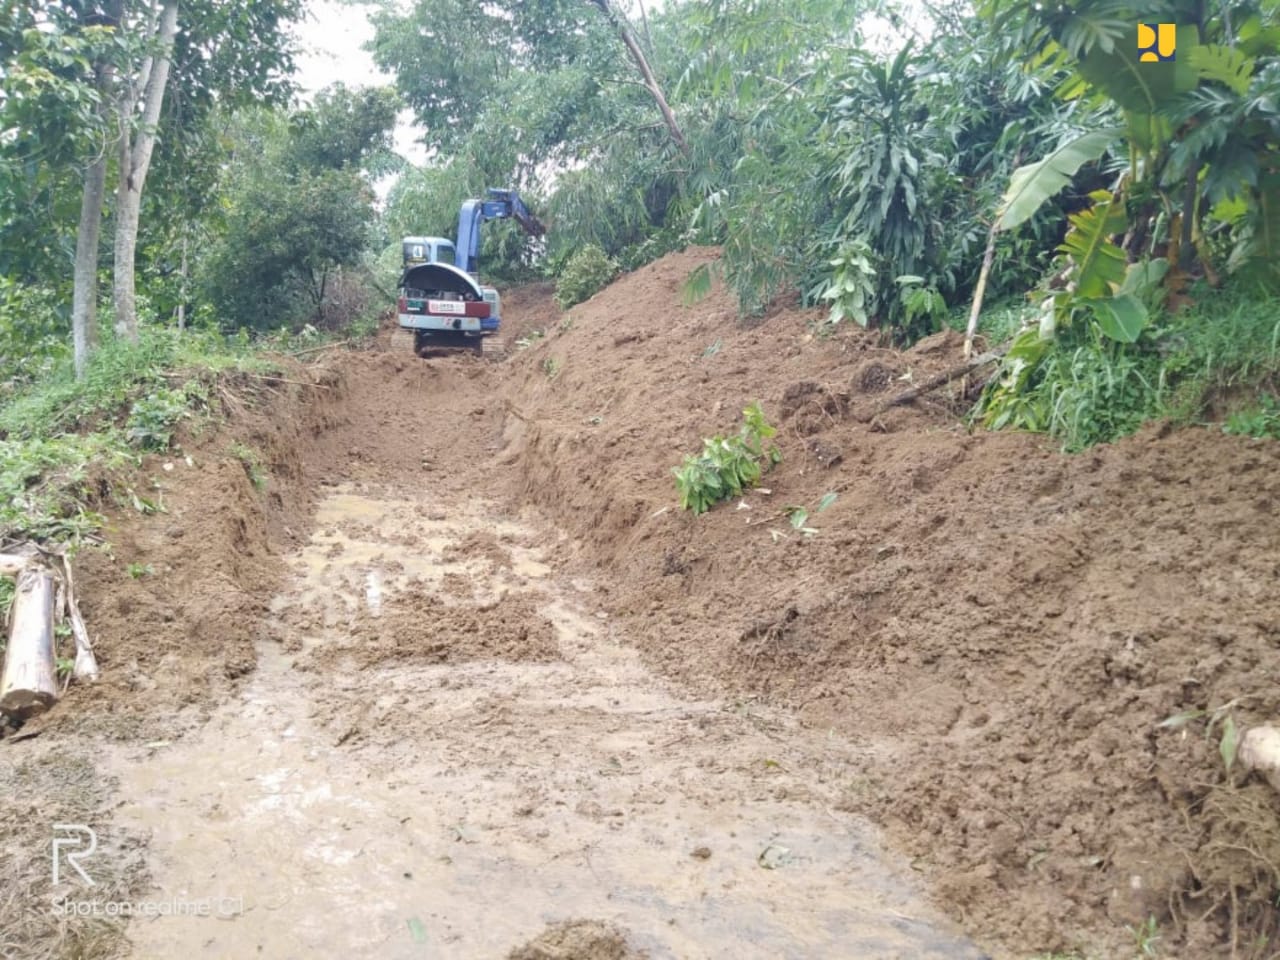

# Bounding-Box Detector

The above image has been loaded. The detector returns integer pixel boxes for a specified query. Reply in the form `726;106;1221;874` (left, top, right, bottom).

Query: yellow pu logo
1138;23;1176;61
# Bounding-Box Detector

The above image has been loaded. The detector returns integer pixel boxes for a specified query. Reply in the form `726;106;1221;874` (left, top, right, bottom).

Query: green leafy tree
201;88;397;331
0;0;304;378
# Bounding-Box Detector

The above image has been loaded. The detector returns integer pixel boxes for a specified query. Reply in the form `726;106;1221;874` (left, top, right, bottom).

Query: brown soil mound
441;529;513;569
495;248;1280;958
508;920;647;960
334;591;559;667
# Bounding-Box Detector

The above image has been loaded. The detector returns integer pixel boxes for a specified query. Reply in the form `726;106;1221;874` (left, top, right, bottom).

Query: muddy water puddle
110;485;983;959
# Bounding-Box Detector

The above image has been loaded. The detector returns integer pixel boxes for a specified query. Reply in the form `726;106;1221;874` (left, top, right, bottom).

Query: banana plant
984;0;1280;349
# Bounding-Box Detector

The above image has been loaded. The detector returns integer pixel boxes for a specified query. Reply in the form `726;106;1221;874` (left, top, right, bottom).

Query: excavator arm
454;188;546;276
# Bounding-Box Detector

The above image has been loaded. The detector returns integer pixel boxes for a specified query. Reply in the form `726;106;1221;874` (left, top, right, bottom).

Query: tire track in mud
108;480;986;959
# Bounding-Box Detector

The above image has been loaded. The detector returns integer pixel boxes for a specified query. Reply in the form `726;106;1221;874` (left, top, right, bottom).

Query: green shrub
126;387;193;451
555;245;618;310
673;402;781;515
1224;396;1280;440
0;432;132;542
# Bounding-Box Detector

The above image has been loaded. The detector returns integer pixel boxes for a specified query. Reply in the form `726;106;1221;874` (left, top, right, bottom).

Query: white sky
291;1;428;168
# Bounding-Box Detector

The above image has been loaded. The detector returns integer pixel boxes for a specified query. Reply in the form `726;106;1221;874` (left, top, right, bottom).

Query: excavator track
395;327;509;362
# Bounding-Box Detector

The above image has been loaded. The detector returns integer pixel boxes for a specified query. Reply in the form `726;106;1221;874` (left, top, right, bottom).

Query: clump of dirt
306;590;559;668
852;358;896;393
494;249;1280;958
1182;783;1280;952
442;529;512;570
441;570;475;599
507;919;647;960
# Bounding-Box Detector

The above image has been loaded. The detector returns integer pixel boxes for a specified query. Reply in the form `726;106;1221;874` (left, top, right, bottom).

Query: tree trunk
588;0;689;157
71;56;118;377
963;221;999;360
177;228;188;331
0;568;58;720
113;0;179;340
1179;162;1199;272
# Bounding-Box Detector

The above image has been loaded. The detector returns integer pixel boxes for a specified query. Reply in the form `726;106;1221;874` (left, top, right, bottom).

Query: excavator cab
401;236;456;268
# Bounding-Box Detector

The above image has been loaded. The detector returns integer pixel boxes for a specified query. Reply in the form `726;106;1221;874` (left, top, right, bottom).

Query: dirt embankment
28;367;342;741
495;248;1280;958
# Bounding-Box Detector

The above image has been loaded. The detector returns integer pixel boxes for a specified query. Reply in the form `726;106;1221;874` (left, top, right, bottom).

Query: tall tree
586;0;688;155
112;0;178;341
72;1;122;375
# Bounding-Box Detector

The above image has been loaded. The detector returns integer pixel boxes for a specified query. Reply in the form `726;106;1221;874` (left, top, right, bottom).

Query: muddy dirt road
107;480;982;959
11;252;1280;960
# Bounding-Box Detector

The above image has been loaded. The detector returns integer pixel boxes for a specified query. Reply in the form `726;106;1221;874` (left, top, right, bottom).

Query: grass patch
945;297;1035;346
1223;395;1280;439
0;327;280;545
976;286;1280;450
0;327;275;442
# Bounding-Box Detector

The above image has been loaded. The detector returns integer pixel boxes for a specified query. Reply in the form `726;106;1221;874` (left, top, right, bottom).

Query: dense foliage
200;86;398;332
1;0;1278;446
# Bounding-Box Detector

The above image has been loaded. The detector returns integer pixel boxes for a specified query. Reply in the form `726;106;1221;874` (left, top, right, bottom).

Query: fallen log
55;553;99;681
853;349;1005;423
0;567;58;719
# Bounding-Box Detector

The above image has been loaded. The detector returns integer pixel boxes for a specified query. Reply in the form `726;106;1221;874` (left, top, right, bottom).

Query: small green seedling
673;402;781;514
126;562;155;579
1128;915;1161;957
1158;698;1242;772
784;492;838;536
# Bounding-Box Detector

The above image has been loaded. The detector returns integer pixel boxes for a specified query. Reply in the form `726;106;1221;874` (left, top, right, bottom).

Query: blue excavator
397;188;545;356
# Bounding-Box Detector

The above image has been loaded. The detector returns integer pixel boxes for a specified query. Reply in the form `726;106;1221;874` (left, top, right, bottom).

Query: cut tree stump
0;552;37;577
1;567;58;719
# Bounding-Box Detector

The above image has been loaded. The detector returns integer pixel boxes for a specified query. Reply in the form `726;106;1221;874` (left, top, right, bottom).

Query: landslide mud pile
10;245;1280;959
496;248;1280;958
